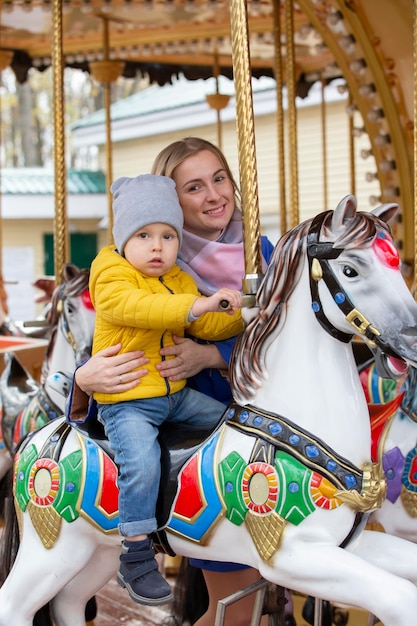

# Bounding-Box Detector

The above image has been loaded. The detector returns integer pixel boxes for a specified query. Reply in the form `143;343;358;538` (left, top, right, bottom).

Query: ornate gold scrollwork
335;461;386;512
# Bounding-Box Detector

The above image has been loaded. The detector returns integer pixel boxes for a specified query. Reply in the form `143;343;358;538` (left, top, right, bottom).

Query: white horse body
3;197;417;626
0;265;95;483
367;365;417;544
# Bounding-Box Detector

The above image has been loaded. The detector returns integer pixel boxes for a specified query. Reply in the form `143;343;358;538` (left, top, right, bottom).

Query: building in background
1;168;106;319
3;74;380;321
72;74;380;248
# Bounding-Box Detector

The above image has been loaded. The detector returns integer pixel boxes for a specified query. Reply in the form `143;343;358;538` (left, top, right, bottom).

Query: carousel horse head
231;194;417;406
42;263;95;382
3;197;417;626
0;264;95;470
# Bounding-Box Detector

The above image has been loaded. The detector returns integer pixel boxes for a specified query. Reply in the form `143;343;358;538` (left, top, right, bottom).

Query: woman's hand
157;336;226;382
75;343;149;395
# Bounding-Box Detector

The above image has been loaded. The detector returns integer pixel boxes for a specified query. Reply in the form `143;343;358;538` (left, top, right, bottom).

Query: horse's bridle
307;211;398;358
56;295;78;352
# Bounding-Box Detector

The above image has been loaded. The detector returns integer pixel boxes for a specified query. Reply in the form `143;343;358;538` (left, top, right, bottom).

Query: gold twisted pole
284;0;299;227
272;0;287;236
348;91;356;196
321;74;328;212
230;0;263;296
90;16;123;244
52;0;68;285
414;0;417;298
103;16;114;244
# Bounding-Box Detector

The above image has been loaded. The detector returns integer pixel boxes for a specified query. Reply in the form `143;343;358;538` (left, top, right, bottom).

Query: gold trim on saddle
245;510;286;562
28;500;61;549
335;461;386;512
228;402;385;511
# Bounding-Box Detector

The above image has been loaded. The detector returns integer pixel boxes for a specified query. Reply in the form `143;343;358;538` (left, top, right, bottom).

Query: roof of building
71;75;276;131
0;168;106;195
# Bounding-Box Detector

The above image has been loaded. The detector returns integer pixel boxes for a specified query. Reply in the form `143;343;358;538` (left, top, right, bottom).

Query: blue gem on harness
288;481;299;493
269;423;282;436
225;481;234;493
345;474;357;489
253;416;263;426
289;434;300;445
227;407;236;419
326;460;337;471
312;301;320;312
305;445;320;458
238;410;249;424
66;483;75;492
335;292;345;304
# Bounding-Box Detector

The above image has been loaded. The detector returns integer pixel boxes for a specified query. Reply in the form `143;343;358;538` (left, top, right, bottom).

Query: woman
73;137;295;626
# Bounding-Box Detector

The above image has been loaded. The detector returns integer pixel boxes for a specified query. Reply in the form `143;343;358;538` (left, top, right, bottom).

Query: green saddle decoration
14;443;83;522
219;450;316;526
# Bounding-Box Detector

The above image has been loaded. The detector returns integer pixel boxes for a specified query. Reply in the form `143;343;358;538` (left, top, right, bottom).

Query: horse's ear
331;195;357;232
371;203;399;224
62;263;80;282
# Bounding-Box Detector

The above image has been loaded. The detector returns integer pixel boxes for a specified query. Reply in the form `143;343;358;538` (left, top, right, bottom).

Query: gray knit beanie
111;174;184;255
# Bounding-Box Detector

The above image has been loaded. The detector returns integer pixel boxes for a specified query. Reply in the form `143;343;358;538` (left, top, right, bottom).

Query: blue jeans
97;387;225;537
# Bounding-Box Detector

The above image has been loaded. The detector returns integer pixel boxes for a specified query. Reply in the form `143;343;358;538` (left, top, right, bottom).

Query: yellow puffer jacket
90;245;243;404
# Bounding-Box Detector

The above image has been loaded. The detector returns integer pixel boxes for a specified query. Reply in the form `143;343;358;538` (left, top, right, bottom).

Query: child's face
124;222;180;277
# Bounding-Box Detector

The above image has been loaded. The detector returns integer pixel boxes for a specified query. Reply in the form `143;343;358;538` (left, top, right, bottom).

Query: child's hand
192;288;242;317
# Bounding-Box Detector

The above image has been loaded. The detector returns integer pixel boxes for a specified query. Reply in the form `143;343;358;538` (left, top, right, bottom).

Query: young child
89;174;243;607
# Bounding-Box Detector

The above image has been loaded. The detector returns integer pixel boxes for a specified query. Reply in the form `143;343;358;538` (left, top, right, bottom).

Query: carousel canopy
0;0;410;102
0;0;414;257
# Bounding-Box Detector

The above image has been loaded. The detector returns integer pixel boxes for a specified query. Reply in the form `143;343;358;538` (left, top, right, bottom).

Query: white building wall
98;94;379;245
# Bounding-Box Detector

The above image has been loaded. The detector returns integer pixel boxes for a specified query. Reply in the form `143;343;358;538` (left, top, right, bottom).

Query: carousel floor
90;573;377;626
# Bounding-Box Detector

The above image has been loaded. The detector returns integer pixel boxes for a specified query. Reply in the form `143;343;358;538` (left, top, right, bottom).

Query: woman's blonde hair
151;137;241;208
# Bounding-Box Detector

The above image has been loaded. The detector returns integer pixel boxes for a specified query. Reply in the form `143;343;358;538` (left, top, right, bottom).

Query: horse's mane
230;209;391;403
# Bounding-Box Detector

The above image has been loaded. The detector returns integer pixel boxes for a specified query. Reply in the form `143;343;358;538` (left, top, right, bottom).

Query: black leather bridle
307;211;398;359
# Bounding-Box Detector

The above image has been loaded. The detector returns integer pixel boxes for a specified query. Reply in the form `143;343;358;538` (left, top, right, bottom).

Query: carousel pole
320;74;328;212
89;16;123;245
348;91;356;196
229;0;263;302
272;0;287;236
413;0;417;299
284;0;300;228
0;49;13;316
52;0;69;285
206;50;230;151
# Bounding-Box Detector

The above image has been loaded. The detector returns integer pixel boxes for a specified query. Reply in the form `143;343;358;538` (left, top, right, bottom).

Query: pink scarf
177;211;266;296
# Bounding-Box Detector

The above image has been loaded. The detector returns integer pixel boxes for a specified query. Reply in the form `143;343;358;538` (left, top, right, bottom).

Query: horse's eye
342;265;358;278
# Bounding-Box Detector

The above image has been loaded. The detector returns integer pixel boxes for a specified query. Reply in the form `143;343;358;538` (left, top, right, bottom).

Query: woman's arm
157;336;227;382
75;343;149;395
68;344;149;423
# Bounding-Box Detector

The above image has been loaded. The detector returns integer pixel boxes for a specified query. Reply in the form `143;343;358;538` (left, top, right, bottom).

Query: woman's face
172;149;236;241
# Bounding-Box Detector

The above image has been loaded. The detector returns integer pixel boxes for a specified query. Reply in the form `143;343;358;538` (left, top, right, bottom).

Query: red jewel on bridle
373;232;400;269
82;289;95;310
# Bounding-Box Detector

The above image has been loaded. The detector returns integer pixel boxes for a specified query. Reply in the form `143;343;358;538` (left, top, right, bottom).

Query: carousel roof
0;0;414;256
2;0;410;97
0;0;337;90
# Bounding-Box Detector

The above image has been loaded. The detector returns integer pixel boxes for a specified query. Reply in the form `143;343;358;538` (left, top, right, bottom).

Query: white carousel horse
0;264;95;485
365;364;417;543
3;196;417;626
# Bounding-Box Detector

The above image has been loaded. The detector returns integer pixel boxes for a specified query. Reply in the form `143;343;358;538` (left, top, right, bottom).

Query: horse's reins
307;211;398;358
56;295;77;352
